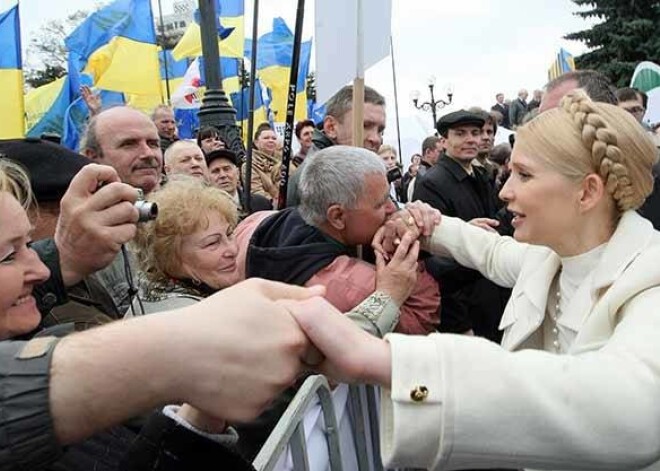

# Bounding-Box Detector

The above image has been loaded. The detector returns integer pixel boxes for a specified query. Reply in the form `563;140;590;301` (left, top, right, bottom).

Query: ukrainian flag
0;4;25;139
198;56;242;94
173;0;244;61
548;48;576;81
230;78;270;139
125;49;190;113
160;49;189;99
25;78;66;133
66;0;160;97
246;18;311;123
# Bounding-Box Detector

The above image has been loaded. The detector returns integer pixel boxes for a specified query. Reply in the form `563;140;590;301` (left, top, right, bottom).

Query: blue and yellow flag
548;48;576;81
173;0;244;61
246;18;311;123
230;78;270;139
66;0;160;96
25;78;66;133
125;49;190;113
0;4;25;138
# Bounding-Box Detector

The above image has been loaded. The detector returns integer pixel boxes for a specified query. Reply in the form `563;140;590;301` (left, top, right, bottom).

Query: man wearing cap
206;148;272;219
413;110;508;342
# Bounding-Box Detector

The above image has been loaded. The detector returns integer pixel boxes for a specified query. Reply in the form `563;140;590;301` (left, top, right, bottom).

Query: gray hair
80;113;102;156
163;140;202;165
298;145;386;226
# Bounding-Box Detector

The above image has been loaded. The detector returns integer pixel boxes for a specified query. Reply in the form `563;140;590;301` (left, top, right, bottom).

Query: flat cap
206;148;238;167
0;138;90;203
436;110;485;137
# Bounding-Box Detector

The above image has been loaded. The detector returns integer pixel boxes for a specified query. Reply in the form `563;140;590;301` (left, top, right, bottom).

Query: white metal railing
253;375;393;471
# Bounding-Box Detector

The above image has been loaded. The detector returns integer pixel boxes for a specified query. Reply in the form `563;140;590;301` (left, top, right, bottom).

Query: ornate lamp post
411;76;453;128
197;0;245;162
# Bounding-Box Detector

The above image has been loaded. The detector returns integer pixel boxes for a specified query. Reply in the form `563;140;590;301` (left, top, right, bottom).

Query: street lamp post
411;76;453;129
197;0;245;162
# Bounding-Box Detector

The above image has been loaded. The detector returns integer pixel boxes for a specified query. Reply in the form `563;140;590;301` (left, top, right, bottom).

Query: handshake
160;278;394;424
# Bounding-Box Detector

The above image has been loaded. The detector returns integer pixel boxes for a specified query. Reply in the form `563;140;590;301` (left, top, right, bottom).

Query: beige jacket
242;149;281;202
381;211;660;471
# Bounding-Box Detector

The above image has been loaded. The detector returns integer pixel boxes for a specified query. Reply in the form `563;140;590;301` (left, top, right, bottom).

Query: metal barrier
253;375;387;471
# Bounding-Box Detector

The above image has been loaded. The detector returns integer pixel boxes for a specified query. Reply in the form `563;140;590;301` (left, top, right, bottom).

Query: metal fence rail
253;375;389;471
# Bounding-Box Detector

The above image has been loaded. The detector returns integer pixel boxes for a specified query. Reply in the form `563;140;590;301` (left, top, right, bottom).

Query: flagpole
353;0;366;260
352;0;365;149
276;0;305;209
244;0;260;214
156;0;171;103
16;0;26;138
240;58;246;129
390;35;402;165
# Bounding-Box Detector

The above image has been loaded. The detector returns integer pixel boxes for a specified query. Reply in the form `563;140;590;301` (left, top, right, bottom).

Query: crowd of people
0;67;660;471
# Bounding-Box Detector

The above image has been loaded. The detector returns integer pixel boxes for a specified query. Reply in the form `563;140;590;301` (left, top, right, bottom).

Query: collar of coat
504;210;659;349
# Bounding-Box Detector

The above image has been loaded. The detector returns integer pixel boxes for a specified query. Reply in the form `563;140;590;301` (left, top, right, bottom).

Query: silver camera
134;189;158;222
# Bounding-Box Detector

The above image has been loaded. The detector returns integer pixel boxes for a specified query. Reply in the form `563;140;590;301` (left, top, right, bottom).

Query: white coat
380;211;660;471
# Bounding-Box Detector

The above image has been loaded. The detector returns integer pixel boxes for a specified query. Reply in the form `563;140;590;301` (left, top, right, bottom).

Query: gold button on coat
410;385;429;402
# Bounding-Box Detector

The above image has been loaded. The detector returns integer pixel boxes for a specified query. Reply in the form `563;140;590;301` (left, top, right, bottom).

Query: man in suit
491;93;511;129
413;110;509;342
527;89;543;112
509;89;529;129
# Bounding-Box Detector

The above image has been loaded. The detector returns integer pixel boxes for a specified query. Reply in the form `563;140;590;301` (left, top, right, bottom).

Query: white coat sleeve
380;287;660;470
422;216;539;289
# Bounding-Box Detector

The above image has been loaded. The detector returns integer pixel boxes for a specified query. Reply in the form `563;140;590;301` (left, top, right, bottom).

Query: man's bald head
82;106;163;193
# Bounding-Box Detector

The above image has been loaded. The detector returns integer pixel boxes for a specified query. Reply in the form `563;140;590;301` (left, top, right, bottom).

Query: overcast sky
2;0;596;159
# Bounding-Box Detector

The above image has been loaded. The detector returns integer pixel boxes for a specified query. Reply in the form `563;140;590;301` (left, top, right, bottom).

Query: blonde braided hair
560;90;639;211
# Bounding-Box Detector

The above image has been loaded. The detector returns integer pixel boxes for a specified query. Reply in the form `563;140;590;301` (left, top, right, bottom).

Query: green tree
565;0;660;87
24;10;89;89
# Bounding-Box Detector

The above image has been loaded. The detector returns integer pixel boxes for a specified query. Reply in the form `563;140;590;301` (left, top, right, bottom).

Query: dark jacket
285;129;335;207
121;413;255;471
238;188;273;220
491;102;511;129
509;98;528;128
639;162;660;230
413;156;500;221
159;135;178;154
246;207;351;285
413;156;510;341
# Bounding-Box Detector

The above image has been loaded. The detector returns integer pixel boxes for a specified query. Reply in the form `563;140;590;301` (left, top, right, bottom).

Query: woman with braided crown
285;90;660;470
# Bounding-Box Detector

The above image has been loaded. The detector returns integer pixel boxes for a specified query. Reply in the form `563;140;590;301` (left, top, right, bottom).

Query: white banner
314;0;392;104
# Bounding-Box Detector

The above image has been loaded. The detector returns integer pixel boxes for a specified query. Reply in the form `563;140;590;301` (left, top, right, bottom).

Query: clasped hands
175;203;443;425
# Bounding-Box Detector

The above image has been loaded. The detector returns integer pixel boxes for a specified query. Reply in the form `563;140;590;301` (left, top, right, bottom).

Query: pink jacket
236;211;440;335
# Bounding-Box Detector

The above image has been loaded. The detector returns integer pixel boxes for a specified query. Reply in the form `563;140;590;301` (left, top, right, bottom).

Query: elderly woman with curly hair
131;177;240;314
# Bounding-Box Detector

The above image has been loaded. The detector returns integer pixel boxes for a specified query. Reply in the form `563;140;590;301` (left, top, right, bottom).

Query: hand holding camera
55;164;147;286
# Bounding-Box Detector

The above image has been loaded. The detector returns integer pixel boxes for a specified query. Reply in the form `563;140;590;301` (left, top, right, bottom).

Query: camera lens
134;200;158;222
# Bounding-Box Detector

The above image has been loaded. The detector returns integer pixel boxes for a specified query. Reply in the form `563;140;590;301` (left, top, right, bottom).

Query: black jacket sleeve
412;174;453;215
121;412;255;471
